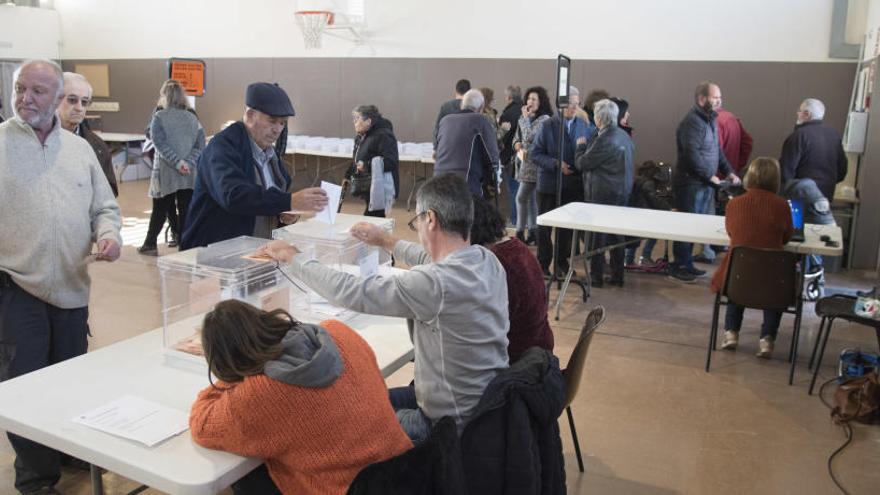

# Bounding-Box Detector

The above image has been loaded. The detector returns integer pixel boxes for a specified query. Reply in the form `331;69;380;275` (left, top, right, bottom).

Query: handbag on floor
831;370;880;424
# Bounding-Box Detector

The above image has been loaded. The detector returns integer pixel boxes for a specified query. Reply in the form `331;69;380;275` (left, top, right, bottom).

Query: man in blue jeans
669;81;740;283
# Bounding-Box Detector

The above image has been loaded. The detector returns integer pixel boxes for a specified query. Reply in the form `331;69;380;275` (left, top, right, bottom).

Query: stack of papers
72;395;189;447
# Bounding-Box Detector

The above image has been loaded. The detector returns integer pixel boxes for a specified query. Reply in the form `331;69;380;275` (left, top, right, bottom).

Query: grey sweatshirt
264;323;343;387
0;117;121;308
287;241;509;428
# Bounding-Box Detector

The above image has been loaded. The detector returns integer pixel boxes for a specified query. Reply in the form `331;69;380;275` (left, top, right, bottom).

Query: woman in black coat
345;105;400;217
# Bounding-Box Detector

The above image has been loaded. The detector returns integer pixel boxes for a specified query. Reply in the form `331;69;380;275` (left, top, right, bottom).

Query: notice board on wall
168;58;206;96
74;64;110;97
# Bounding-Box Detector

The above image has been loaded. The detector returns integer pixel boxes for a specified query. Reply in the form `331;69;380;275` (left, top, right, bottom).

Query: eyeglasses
65;95;92;107
407;211;428;231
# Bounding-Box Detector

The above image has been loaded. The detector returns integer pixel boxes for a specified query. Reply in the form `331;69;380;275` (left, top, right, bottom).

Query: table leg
554;231;584;320
90;464;104;495
407;162;427;212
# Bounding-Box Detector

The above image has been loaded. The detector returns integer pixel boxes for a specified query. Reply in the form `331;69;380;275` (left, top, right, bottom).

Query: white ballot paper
72;395;189;447
315;181;342;225
359;250;379;279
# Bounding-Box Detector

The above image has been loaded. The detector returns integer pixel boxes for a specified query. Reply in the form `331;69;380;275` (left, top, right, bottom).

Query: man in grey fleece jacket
0;60;121;494
264;174;509;444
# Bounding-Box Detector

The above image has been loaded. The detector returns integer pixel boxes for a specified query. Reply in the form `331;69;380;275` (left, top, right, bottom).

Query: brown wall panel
63;57;854;166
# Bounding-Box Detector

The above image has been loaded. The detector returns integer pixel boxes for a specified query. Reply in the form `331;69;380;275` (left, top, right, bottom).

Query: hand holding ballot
258;240;301;264
290;187;329;212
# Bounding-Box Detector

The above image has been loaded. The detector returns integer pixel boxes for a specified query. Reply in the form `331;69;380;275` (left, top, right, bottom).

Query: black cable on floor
818;376;853;495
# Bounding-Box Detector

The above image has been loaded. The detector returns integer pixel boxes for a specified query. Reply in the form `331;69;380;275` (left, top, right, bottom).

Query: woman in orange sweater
710;157;793;358
189;300;412;494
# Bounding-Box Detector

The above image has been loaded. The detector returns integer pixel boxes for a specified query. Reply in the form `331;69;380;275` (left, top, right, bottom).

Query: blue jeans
724;304;783;339
672;183;714;269
626;238;658;264
506;174;520;226
389;385;432;446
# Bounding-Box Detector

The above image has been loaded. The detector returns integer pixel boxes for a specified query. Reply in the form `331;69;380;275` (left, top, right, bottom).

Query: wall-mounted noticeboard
168;58;206;97
74;64;110;97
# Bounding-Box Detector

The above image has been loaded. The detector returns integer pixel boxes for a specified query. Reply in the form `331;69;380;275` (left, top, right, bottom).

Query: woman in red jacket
710;157;793;358
190;300;412;494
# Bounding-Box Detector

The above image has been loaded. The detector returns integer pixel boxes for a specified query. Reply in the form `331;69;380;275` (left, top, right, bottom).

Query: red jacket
716;107;753;175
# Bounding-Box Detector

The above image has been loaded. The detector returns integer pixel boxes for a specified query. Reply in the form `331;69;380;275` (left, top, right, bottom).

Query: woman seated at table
189;300;412;494
711;157;793;358
470;196;554;362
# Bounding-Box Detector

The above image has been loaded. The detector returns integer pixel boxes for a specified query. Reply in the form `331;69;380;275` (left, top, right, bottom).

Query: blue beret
245;82;295;117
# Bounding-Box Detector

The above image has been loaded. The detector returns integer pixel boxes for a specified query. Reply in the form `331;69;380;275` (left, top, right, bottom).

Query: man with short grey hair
575;99;634;287
263;173;510;444
1;59;122;494
780;97;847;202
434;89;501;196
57;72;118;196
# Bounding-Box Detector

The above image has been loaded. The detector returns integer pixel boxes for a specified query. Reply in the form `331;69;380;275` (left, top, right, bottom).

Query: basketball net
295;10;334;49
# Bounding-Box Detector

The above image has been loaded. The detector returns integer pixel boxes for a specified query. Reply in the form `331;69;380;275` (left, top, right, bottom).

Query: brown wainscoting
63;57;854;167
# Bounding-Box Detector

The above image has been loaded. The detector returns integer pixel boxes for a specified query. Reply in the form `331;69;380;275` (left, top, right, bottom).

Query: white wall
0;5;61;60
865;0;880;60
54;0;844;62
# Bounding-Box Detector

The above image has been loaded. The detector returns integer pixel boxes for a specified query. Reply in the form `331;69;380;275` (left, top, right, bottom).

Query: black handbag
349;172;372;199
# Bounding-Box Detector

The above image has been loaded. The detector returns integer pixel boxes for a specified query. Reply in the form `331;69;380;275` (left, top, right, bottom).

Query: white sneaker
721;330;739;350
756;336;775;358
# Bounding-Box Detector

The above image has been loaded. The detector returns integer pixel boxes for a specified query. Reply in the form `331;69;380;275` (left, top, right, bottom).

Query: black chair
706;246;803;384
807;294;880;395
562;306;605;473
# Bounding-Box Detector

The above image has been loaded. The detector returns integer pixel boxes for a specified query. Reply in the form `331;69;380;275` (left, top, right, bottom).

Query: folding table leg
554;237;581;320
706;294;720;372
90;464;104;495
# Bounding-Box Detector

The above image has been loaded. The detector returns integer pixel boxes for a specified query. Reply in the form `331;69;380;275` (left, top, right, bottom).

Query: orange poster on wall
168;58;206;96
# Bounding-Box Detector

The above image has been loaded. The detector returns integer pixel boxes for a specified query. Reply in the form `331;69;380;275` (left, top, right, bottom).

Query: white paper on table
315;181;342;225
359;250;379;279
72;395;189;447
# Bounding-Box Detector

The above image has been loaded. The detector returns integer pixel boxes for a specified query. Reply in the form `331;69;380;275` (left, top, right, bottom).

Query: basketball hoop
295;10;334;49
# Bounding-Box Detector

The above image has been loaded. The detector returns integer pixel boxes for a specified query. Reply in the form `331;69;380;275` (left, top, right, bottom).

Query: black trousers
590;232;625;281
144;189;193;247
0;273;89;493
363;203;385;218
232;464;282;495
537;188;583;272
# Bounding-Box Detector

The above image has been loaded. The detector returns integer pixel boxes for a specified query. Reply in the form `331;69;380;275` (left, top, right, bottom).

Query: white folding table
0;312;413;495
537;202;843;316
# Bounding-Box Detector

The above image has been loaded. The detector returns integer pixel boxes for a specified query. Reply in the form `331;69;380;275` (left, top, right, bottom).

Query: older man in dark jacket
433;89;500;197
669;81;741;283
780;98;847;202
575;99;634;287
181;82;327;249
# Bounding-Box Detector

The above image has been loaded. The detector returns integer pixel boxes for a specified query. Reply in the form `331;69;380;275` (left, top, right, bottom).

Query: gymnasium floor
1;178;878;495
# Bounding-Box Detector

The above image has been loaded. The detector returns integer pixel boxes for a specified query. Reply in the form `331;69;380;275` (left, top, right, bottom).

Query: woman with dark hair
470;196;554;363
344;105;399;217
190;300;412;495
138;80;205;255
513;86;554;245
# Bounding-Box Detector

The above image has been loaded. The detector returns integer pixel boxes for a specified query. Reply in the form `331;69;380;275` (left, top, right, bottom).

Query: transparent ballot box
273;214;395;319
272;213;395;269
157;236;307;363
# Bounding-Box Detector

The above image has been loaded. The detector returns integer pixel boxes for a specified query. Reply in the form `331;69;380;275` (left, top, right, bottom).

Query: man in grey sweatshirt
0;60;121;494
264;174;509;444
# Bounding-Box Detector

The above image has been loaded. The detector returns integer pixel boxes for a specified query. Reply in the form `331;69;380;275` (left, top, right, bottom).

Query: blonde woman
138;80;205;255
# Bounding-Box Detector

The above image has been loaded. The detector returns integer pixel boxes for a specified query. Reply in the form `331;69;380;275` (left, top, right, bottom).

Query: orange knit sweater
190;320;412;494
710;188;794;293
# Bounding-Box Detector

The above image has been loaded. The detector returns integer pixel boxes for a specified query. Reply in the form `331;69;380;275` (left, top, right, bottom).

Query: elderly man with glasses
262;173;510;445
57;72;118;196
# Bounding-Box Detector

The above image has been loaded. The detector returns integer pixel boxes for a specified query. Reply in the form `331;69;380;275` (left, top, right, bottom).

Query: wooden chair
807;294;880;395
705;246;803;384
562;305;605;473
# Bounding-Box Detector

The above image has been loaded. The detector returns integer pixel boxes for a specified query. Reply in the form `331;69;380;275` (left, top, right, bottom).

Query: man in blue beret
181;82;328;248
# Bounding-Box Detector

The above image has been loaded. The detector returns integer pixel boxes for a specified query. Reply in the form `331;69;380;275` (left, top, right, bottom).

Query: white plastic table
537;202;844;317
0;312;413;495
